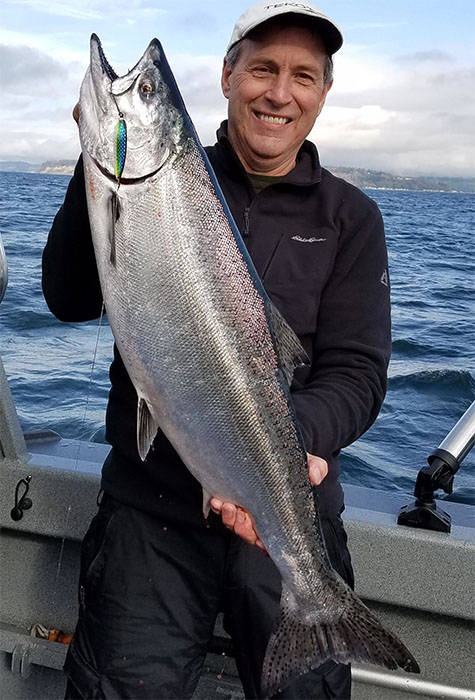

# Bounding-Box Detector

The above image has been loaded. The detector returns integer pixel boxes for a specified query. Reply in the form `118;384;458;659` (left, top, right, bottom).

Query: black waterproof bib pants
64;494;354;700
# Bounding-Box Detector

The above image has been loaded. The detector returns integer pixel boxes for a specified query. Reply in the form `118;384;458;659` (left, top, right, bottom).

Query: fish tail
261;583;419;698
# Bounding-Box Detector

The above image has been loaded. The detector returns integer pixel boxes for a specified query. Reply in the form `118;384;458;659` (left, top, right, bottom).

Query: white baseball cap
226;1;343;55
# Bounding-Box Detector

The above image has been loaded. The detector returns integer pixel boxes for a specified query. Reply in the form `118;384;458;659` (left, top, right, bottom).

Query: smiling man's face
221;24;332;176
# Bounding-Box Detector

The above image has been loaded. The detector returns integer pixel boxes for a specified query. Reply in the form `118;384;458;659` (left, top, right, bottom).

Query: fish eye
139;80;155;97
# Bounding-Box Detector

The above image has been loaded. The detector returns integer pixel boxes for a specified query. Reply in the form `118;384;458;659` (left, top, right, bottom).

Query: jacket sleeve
291;200;391;460
42;155;103;322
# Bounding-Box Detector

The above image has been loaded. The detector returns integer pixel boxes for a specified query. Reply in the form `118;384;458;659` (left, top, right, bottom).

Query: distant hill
0;159;76;175
326;166;474;193
0;160;38;173
0;159;473;192
36;160;77;175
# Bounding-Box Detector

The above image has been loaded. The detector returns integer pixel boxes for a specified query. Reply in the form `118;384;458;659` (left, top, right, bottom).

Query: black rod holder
398;401;475;533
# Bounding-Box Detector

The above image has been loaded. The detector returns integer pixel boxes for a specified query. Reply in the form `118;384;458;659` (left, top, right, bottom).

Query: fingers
210;498;267;552
208;454;328;552
307;453;328;486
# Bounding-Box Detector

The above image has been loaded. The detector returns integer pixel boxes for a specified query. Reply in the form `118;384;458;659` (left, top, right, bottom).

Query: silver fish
78;35;419;696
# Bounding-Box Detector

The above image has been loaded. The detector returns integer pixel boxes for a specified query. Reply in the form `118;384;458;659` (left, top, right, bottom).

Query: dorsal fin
137;397;158;461
265;301;309;385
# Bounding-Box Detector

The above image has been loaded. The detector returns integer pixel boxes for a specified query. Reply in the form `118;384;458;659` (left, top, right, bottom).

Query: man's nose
265;73;292;106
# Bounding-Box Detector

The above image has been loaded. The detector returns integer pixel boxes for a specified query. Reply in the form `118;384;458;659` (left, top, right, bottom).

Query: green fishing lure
115;118;127;180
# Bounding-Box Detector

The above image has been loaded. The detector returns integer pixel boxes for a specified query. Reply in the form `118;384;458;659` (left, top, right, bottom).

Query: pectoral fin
202;488;213;519
137;397;158;461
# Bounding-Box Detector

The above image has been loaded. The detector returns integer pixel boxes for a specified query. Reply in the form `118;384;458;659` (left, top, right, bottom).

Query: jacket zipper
243;184;280;244
243;207;251;240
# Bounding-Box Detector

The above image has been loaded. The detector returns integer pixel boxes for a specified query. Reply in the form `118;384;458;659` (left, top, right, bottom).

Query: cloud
0;41;84;162
331;66;475;115
0;44;68;94
0;38;473;178
0;27;90;65
7;0;166;21
171;53;223;107
174;11;217;33
8;0;101;20
0;128;79;161
0;47;226;163
311;47;475;176
168;52;227;145
396;50;455;65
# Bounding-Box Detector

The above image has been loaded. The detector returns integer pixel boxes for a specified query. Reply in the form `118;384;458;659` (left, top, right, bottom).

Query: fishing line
42;303;107;658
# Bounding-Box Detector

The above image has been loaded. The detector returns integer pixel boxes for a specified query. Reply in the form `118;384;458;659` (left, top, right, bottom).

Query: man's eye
296;73;316;85
254;66;270;74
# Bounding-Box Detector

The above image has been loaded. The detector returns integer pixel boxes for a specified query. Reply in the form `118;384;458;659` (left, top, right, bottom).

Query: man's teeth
256;113;290;125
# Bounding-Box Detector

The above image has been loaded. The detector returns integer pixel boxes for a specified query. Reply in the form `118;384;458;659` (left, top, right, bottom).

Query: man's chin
248;138;291;161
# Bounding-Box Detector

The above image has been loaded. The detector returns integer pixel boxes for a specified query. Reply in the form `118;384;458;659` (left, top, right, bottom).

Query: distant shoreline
1;160;473;194
365;187;468;194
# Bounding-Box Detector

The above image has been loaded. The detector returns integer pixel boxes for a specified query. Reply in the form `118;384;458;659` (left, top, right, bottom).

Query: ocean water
0;170;474;500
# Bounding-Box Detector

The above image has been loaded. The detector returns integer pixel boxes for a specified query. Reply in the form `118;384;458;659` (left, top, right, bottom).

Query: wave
339;451;417;495
3;309;62;332
391;338;461;358
389;368;475;393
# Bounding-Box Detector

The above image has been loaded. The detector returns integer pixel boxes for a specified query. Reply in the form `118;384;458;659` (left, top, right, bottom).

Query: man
42;1;391;698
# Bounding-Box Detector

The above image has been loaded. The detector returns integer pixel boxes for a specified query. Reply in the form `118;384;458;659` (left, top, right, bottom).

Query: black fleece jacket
42;122;391;522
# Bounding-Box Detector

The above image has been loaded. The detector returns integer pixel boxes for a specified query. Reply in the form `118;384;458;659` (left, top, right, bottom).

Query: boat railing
0;231;8;305
0;232;28;467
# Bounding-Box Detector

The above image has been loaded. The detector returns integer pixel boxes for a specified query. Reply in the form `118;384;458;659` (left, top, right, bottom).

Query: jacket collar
214;121;322;187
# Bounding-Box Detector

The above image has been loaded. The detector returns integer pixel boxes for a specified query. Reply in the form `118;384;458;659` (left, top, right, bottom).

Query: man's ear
316;80;332;118
221;58;232;99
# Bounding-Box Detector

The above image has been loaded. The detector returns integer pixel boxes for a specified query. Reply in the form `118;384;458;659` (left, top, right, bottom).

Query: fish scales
87;137;324;592
79;34;419;697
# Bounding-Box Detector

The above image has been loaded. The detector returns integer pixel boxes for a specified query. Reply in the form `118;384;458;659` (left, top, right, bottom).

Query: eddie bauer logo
291;235;327;243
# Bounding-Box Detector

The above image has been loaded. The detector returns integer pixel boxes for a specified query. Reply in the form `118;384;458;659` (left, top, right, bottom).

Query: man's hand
209;453;328;552
307;453;328;486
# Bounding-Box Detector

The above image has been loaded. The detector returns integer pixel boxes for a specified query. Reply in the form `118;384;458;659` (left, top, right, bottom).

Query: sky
0;0;474;177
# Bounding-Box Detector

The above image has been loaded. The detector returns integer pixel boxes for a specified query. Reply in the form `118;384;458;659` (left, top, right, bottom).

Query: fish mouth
92;33;119;82
90;155;165;185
